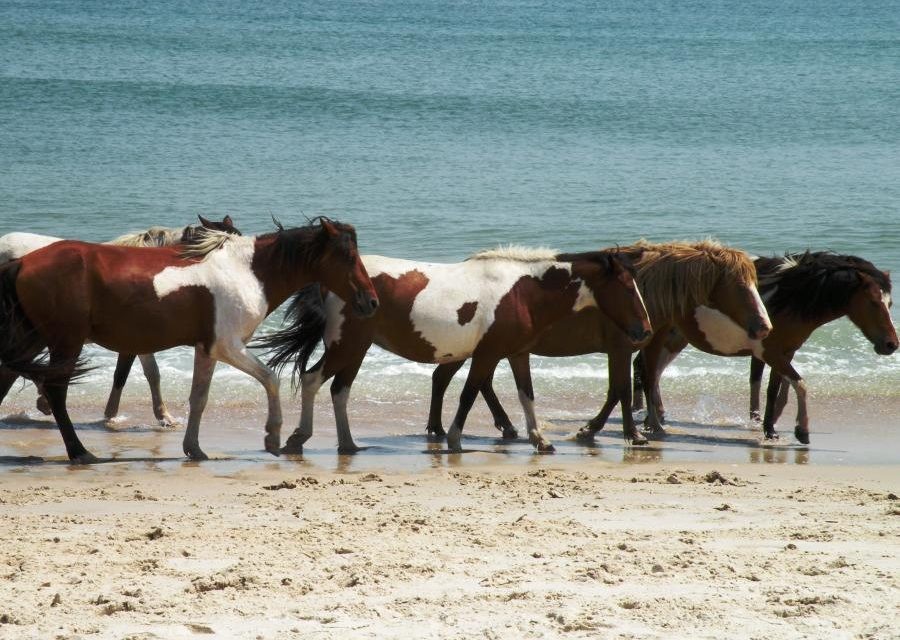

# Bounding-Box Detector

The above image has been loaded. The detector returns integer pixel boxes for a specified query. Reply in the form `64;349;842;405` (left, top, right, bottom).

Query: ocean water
1;0;899;415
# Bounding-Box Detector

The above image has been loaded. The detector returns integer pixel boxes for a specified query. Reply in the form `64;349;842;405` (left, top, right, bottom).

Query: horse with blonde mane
428;239;771;444
0;216;239;426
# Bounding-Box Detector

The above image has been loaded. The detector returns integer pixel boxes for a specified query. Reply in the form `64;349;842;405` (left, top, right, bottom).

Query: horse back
15;241;216;353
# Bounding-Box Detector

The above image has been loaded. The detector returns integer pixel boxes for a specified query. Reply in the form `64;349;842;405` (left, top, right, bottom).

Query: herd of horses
0;216;895;463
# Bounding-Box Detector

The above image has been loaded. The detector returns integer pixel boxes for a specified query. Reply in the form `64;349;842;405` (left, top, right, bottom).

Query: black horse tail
0;261;88;383
254;284;327;388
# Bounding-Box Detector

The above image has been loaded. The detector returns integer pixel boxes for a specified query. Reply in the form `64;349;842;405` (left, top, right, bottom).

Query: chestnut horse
428;240;771;444
632;251;896;443
0;218;378;463
0;215;240;426
258;247;652;453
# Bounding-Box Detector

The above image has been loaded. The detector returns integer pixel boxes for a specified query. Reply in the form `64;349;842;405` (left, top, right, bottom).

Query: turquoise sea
1;1;898;442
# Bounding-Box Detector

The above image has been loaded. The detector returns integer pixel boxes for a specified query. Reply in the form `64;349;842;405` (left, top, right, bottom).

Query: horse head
312;218;379;318
707;268;772;341
191;215;241;238
581;250;652;346
846;270;897;356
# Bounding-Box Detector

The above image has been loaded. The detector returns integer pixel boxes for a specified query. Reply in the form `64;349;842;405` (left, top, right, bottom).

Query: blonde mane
467;245;558;263
627;239;757;321
178;228;236;259
109;226;185;248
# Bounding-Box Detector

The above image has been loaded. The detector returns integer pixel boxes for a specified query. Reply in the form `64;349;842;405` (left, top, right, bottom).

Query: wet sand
1;394;898;638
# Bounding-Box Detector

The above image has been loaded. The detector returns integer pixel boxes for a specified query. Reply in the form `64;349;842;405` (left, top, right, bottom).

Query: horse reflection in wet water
0;215;240;427
428;240;771;445
258;247;652;454
0;217;378;463
632;251;896;443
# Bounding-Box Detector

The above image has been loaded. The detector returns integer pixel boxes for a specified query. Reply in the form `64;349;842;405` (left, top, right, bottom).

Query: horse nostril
370;297;379;310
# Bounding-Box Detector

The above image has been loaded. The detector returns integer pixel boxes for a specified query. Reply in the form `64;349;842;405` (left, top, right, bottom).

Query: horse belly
682;308;761;357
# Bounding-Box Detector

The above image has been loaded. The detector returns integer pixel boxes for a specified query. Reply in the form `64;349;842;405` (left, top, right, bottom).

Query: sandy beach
1;394;898;640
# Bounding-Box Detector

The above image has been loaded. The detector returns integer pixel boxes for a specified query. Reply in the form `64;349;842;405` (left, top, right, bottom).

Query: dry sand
0;458;897;639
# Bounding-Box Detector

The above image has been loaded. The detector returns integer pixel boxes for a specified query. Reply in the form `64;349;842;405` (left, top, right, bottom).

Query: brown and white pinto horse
258;247;652;453
632;251;897;443
428;240;771;444
0;215;240;426
0;218;378;463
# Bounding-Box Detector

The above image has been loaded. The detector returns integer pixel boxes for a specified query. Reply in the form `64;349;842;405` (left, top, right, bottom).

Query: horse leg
749;356;765;424
640;329;669;434
44;348;97;464
631;353;645;413
138;354;179;427
506;353;554;452
480;368;518;439
330;354;366;453
281;358;336;454
0;369;19;407
762;353;808;444
771;373;790;424
103;353;135;424
215;343;282;455
446;356;499;453
182;348;217;460
427;361;464;438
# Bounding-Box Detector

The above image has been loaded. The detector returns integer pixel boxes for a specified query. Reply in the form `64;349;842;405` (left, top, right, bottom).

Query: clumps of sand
0;463;896;638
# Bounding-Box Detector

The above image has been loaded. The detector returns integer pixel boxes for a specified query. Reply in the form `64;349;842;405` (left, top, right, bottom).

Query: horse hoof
501;427;519;440
264;434;281;456
184;448;209;461
280;443;303;455
764;431;779;441
70;451;99;465
575;427;596;443
629;433;649;446
36;397;53;416
337;445;361;455
536;442;556;454
794;427;810;445
426;428;446;440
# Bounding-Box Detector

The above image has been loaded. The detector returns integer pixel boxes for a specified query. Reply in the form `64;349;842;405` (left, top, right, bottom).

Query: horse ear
222;215;234;229
320;218;339;238
198;215;212;228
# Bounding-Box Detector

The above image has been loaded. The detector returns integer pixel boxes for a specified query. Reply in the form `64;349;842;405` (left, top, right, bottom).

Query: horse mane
758;251;892;319
109;226;186;248
254;216;356;270
624;239;757;321
178;228;237;259
467;245;558;263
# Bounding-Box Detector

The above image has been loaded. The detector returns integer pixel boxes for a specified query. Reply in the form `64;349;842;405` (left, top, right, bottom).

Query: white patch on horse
694;306;764;358
363;254;586;363
324;295;346;347
573;282;596;311
750;285;773;332
0;232;61;263
154;237;267;348
882;291;892;310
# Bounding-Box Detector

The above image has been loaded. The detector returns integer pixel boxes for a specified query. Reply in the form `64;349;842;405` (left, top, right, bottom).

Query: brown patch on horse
370;270;436;362
456;301;478;325
477;268;581;358
15;242;217;355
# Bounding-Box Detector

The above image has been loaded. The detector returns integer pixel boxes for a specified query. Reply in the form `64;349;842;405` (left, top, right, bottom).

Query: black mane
259;216;356;270
556;249;636;276
757;251;891;320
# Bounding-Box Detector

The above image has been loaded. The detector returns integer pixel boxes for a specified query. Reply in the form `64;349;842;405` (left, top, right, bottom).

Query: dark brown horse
428;240;771;444
632;251;896;443
0;218;378;463
0;215;241;426
258;247;652;453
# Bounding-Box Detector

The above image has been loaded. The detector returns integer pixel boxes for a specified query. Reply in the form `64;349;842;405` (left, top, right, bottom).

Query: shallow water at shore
1;389;896;476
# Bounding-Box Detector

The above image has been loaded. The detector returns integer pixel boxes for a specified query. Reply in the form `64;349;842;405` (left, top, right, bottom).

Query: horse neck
250;236;320;314
526;262;592;328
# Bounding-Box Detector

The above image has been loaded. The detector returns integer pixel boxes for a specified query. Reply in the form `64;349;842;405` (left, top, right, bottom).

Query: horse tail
0;260;88;383
254;284;327;388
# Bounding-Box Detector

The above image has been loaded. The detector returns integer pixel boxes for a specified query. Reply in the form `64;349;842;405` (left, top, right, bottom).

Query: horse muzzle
352;291;379;318
747;319;771;341
628;326;653;347
874;339;898;356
